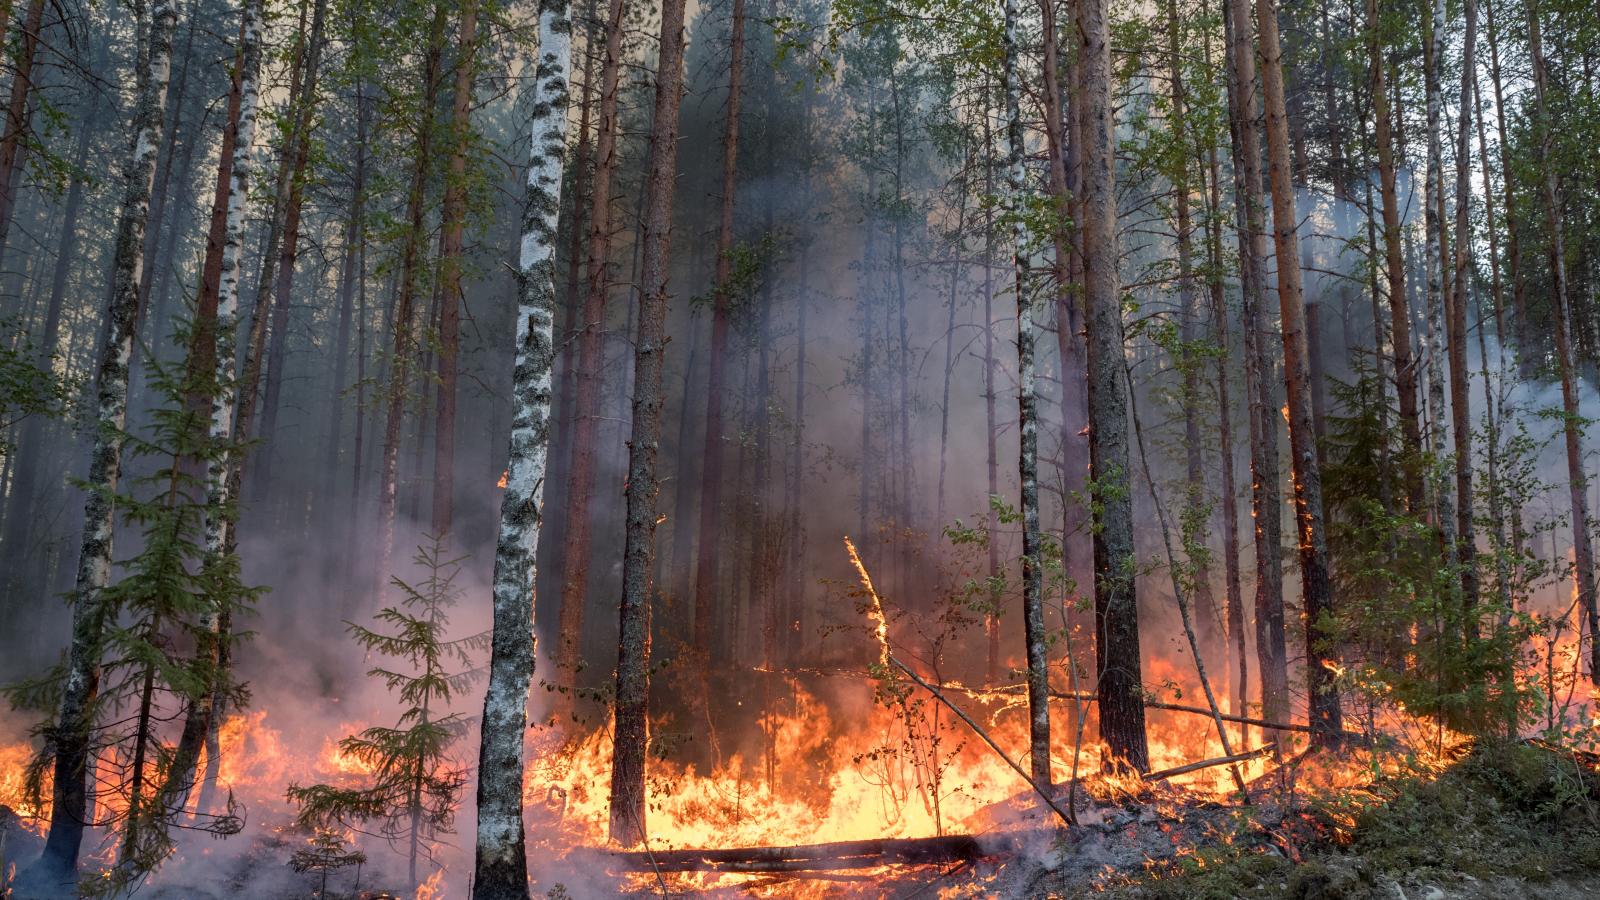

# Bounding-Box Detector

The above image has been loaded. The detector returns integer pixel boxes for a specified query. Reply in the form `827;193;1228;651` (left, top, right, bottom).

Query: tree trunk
0;0;45;261
608;0;686;846
1223;0;1289;745
1449;0;1480;610
375;0;448;595
431;0;479;539
540;0;595;617
1256;0;1343;742
162;0;265;810
325;84;371;503
1367;0;1425;514
1203;134;1246;730
1081;0;1147;773
0;88;94;587
1169;0;1218;657
470;0;573;892
1421;0;1453;548
1002;0;1050;793
1527;0;1599;681
256;0;330;499
1483;0;1528;377
15;0;178;888
1040;0;1090;623
232;0;312;510
1472;46;1515;612
692;0;745;660
554;0;626;708
981;101;1000;688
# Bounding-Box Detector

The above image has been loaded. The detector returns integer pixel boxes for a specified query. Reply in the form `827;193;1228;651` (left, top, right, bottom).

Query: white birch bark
471;0;572;894
1002;0;1049;794
208;0;263;573
17;0;180;889
1423;0;1454;543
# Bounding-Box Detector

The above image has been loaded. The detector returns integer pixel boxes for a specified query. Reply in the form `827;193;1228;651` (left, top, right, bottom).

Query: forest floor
925;740;1600;899
7;741;1597;897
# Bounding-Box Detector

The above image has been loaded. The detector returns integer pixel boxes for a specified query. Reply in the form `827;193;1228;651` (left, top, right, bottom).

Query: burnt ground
7;741;1598;897
592;741;1600;899
868;741;1600;899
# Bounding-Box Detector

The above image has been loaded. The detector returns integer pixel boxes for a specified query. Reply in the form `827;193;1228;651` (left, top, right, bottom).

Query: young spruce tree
287;536;485;891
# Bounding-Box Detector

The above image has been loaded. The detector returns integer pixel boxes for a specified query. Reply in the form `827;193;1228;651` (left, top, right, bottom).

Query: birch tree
1448;0;1479;607
14;0;180;890
164;0;266;809
471;0;573;891
1002;0;1049;794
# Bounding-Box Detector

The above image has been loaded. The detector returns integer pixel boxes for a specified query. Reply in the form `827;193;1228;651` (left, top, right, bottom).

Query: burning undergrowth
1057;740;1600;900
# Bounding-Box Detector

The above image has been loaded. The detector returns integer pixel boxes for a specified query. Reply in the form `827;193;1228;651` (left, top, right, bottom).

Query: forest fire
4;0;1600;888
0;655;1465;896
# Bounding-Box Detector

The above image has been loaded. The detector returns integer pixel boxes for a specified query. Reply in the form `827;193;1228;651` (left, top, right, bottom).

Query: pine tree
1082;0;1148;773
9;339;256;897
608;0;689;847
288;537;484;891
288;828;367;898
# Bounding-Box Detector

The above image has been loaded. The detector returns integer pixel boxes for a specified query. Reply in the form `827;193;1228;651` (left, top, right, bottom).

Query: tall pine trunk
1256;0;1343;742
1169;0;1218;657
1082;0;1148;772
1527;0;1599;681
0;88;95;593
554;0;626;708
1483;0;1528;377
609;0;686;846
255;0;329;501
432;0;479;539
0;0;44;261
1223;0;1289;743
326;83;371;504
1204;134;1246;728
375;1;448;595
1367;0;1425;513
693;0;745;660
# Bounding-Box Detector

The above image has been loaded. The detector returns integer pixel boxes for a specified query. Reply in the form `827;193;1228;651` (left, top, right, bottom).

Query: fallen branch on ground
1145;745;1275;782
607;834;998;873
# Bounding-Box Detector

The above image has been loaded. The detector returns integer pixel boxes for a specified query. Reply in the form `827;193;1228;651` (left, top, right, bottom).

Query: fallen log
1145;745;1274;782
608;833;996;873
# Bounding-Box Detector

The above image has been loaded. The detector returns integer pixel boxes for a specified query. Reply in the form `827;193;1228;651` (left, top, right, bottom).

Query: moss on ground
1101;742;1600;900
